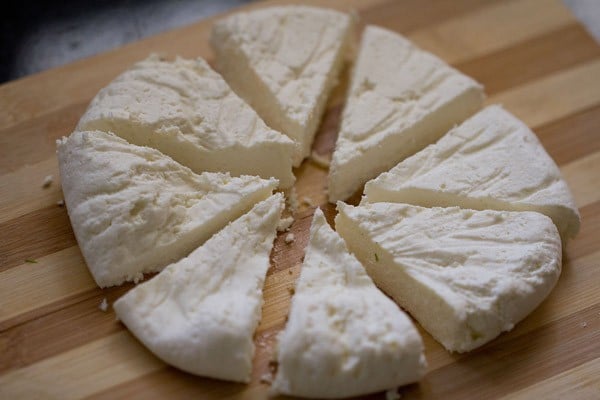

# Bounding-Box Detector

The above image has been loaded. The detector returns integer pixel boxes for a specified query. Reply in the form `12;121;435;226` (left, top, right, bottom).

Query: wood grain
456;24;600;95
500;358;600;399
0;0;599;399
536;105;600;165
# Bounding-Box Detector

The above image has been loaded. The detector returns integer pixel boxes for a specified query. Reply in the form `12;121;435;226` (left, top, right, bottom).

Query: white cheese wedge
328;25;484;202
271;209;426;398
335;202;562;353
77;55;295;188
211;6;354;166
363;105;580;243
57;130;278;288
114;194;284;382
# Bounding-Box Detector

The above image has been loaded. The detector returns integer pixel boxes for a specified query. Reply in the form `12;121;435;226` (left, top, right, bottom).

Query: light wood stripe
85;368;269;400
0;158;62;224
258;263;301;332
361;0;493;34
568;201;600;259
561;151;600;209
500;358;600;399
293;163;329;210
409;0;574;64
0;247;94;326
488;59;600;128
456;24;600;95
0;101;83;175
0;332;164;400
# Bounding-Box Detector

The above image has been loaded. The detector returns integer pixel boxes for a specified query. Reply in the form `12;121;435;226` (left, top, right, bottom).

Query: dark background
0;0;251;83
1;0;597;84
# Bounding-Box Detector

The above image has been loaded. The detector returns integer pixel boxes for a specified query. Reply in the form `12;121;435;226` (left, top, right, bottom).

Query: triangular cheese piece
77;55;295;188
328;25;484;202
363;105;580;242
57;130;278;287
113;194;284;382
211;6;354;166
336;202;562;353
272;209;426;397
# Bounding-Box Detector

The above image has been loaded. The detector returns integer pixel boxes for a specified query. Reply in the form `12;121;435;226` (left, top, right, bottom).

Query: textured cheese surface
335;202;562;353
271;209;426;398
77;55;295;188
363;105;580;242
328;25;484;202
113;194;284;382
211;6;353;165
57;130;277;287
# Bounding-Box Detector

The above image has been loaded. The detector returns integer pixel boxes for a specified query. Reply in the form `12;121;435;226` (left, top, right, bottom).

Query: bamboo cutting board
1;0;600;398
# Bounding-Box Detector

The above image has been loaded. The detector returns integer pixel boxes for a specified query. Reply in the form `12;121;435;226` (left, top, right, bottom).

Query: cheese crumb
57;199;65;207
385;388;401;400
310;150;331;168
42;175;53;188
287;187;299;214
256;336;268;349
277;216;294;232
133;272;144;284
99;298;108;312
285;233;295;244
267;359;278;373
260;372;273;385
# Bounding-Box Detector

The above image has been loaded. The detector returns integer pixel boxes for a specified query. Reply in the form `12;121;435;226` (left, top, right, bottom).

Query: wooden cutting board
1;0;599;398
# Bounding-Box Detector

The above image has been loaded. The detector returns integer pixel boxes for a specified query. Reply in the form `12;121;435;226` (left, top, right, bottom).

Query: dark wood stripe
457;24;600;95
400;303;600;399
270;210;313;274
0;285;130;374
0;205;76;272
0;276;94;333
315;103;343;155
84;365;243;400
269;204;339;272
536;105;600;165
361;0;494;34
